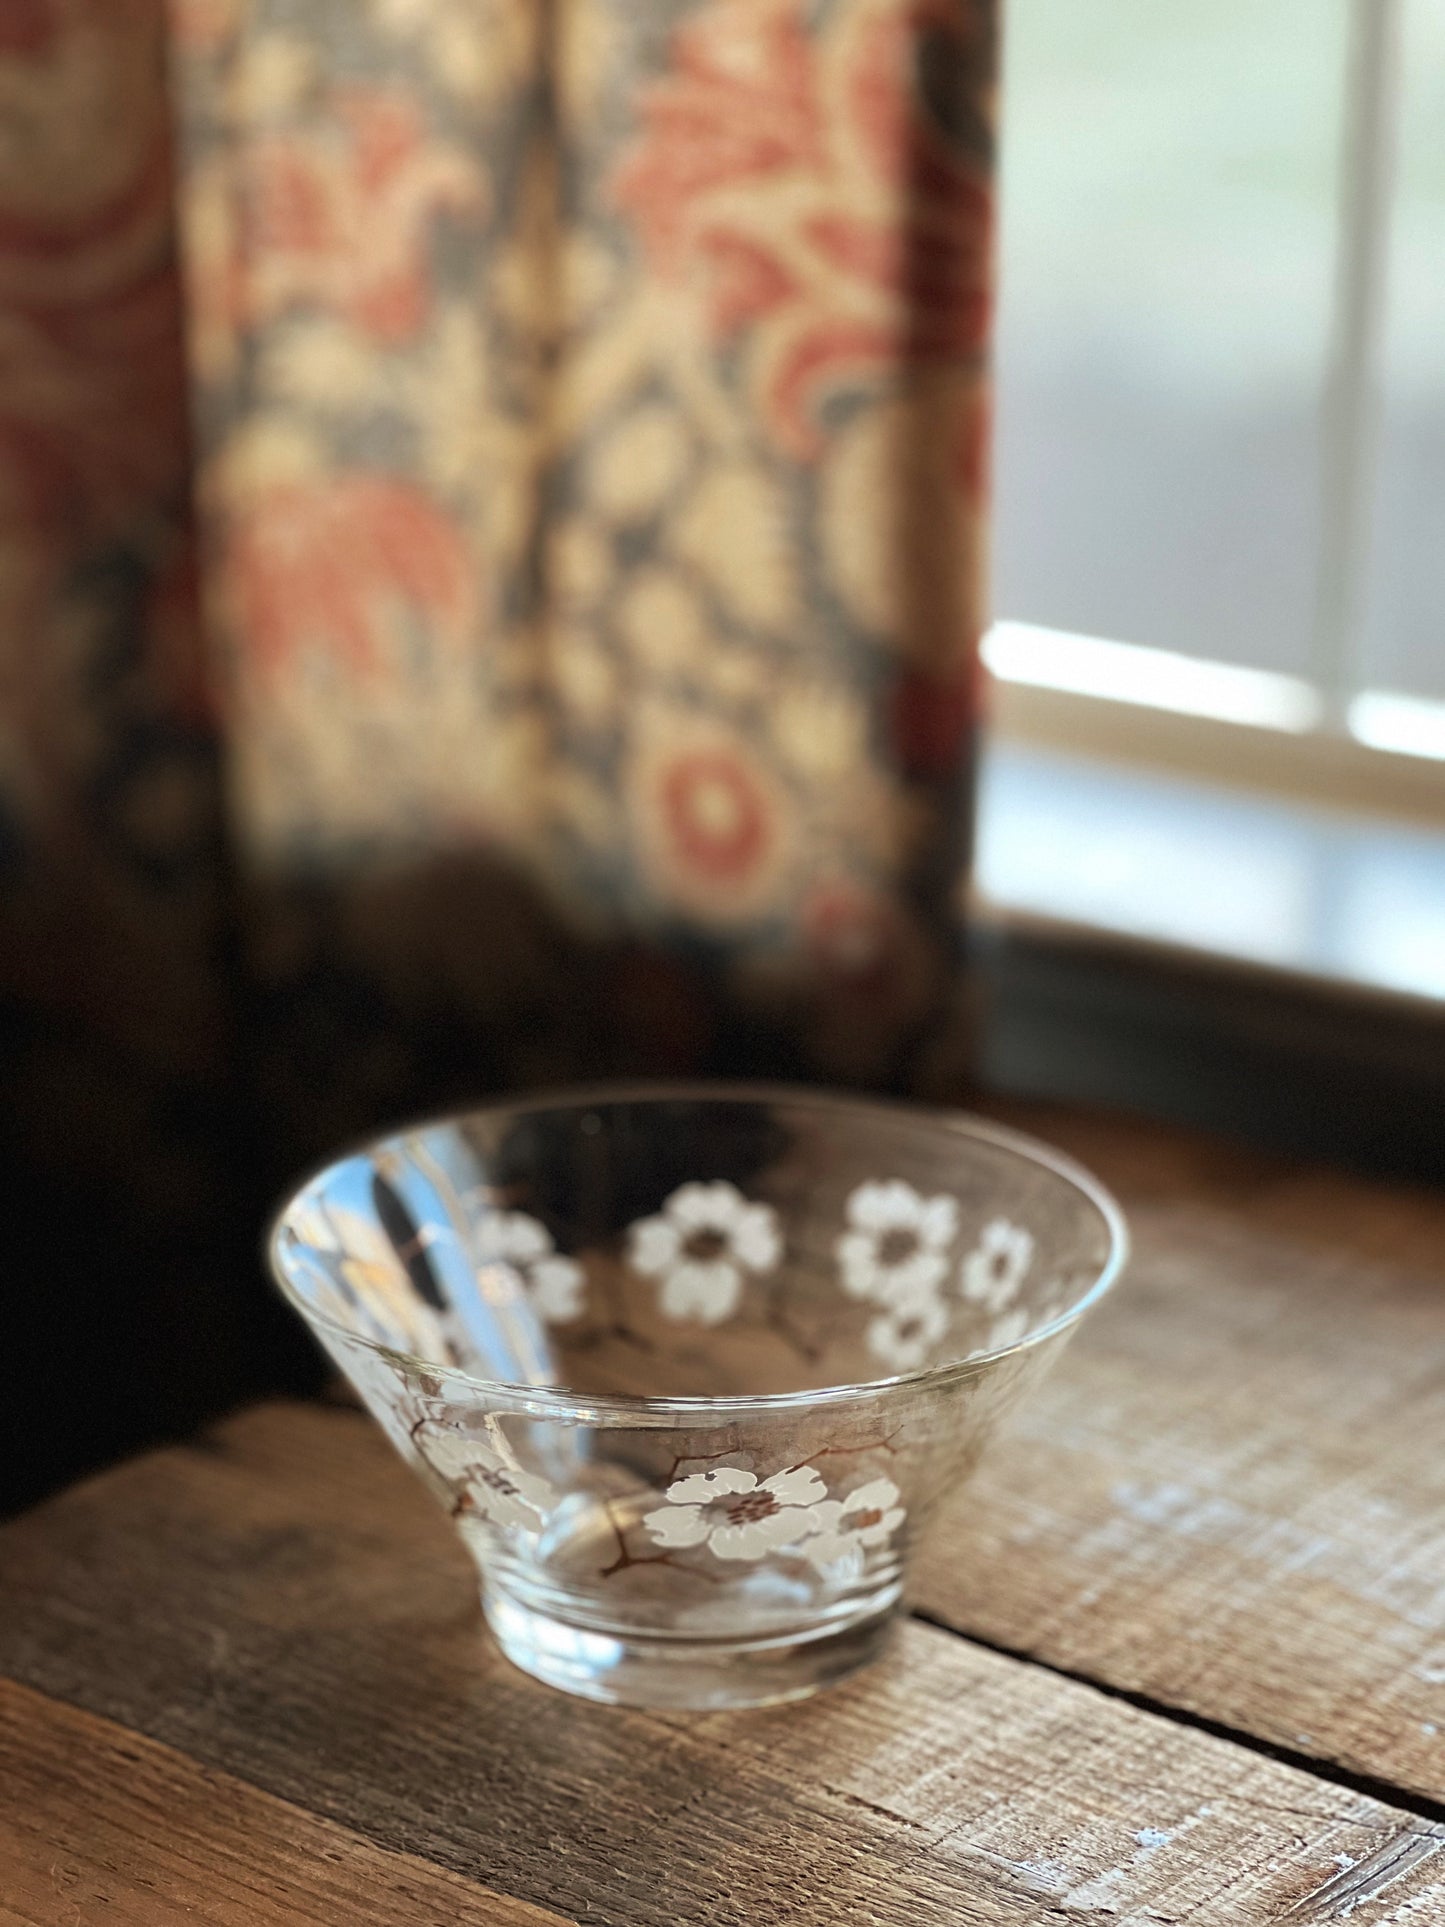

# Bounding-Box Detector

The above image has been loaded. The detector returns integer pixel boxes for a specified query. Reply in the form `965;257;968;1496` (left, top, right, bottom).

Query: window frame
987;0;1445;824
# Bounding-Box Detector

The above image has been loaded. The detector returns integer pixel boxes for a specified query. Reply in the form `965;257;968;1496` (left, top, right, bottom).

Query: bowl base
482;1586;900;1710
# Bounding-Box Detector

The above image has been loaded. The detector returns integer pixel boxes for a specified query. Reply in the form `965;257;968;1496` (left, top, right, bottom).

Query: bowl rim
265;1079;1130;1420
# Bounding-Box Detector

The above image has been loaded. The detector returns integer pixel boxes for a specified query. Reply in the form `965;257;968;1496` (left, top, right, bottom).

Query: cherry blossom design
960;1217;1034;1314
471;1208;585;1325
627;1181;782;1323
643;1464;828;1560
866;1293;949;1373
801;1477;906;1576
413;1417;555;1534
836;1179;958;1309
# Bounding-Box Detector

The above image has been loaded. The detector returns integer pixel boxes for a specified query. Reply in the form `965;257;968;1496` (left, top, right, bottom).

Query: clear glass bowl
268;1084;1127;1709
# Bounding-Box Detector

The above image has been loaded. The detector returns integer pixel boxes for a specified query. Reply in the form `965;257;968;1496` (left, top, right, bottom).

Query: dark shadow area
979;921;1445;1186
0;842;899;1517
0;1151;326;1517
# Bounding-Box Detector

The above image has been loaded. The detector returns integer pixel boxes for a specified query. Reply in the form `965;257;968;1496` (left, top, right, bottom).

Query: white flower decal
472;1209;585;1324
641;1464;907;1575
413;1417;556;1533
865;1295;949;1373
643;1464;828;1560
960;1217;1034;1314
802;1478;907;1576
627;1181;781;1324
836;1180;959;1309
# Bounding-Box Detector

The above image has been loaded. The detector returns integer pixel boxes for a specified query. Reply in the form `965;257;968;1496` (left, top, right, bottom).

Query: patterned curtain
0;0;994;1502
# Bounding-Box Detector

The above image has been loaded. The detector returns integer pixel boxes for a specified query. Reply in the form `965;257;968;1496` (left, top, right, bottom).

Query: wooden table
4;1105;1444;1925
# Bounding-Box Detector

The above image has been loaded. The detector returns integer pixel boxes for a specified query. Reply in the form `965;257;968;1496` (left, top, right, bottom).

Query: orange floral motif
611;5;826;258
611;0;992;460
226;474;476;685
661;748;772;886
161;0;990;1110
630;711;792;926
237;88;487;342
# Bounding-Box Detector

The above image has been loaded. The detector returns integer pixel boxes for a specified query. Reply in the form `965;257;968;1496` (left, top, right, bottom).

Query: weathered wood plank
1281;1824;1445;1923
914;1105;1445;1806
0;1678;565;1927
1;1402;1441;1926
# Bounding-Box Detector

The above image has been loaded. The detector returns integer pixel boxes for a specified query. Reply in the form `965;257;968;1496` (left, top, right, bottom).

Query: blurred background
997;0;1443;700
979;0;1445;1153
0;0;1441;1511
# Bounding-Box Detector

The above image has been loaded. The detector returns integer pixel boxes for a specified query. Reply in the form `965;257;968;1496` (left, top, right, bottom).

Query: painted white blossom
643;1464;828;1560
801;1478;907;1577
836;1180;959;1308
959;1217;1035;1314
472;1208;585;1324
627;1181;781;1324
413;1417;555;1533
865;1293;950;1372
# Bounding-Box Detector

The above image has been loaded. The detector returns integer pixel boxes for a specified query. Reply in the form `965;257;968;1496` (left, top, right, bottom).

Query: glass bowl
268;1083;1127;1709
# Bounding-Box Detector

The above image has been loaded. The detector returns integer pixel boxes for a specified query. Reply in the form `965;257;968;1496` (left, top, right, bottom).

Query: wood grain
0;1679;564;1927
914;1105;1445;1805
2;1401;1443;1926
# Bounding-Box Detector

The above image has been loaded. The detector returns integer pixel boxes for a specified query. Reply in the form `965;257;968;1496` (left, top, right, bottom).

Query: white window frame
988;0;1445;828
985;623;1445;827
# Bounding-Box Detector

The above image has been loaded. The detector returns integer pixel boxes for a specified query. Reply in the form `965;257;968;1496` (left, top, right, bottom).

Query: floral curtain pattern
1;0;995;1223
169;0;996;1143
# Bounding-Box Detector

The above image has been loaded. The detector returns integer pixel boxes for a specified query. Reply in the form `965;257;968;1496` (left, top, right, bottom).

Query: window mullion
1312;0;1404;730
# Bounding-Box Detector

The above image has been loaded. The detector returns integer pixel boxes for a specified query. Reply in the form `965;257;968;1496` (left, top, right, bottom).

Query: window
988;0;1445;810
